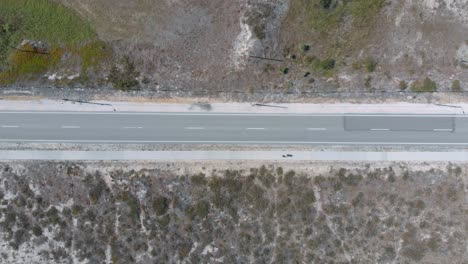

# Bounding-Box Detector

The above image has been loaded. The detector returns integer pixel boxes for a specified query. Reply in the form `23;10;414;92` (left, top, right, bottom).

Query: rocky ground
0;161;465;263
1;0;467;102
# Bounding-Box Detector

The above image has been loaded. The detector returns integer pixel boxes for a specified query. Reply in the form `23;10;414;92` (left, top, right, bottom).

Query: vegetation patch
78;41;112;71
410;77;437;92
353;57;377;72
312;57;336;76
0;0;105;84
399;80;408;90
284;0;386;75
108;56;140;91
451;80;461;92
288;0;386;34
0;43;63;84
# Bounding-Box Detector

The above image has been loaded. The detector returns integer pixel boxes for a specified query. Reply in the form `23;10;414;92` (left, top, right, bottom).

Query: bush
364;76;372;89
410;77;437;92
108;56;140;91
299;43;310;52
452;80;461;92
399;80;408;90
319;0;334;9
194;201;210;219
352;57;377;72
79;41;111;70
153;196;170;215
71;204;83;215
32;225;43;237
313;58;336;73
364;57;377;72
280;67;289;74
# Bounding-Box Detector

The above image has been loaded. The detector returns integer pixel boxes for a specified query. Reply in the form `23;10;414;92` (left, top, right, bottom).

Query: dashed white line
184;127;205;130
246;128;266;130
371;128;390;131
307;128;327;131
124;127;143;129
61;126;80;129
433;129;453;132
1;125;19;128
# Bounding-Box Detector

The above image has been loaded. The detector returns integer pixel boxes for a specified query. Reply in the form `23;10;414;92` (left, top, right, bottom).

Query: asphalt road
0;112;467;145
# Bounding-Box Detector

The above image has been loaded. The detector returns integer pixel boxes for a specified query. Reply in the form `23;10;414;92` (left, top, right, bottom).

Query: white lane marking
371;128;390;131
61;126;80;129
0;112;465;118
184;127;205;130
0;139;467;145
124;127;143;129
308;128;327;131
433;129;453;132
246;128;265;130
1;125;19;128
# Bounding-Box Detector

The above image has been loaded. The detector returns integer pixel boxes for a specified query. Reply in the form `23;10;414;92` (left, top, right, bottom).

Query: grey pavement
1;151;467;161
0;112;467;145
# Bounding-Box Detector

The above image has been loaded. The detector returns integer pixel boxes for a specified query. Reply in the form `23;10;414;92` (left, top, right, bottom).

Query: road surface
0;112;467;145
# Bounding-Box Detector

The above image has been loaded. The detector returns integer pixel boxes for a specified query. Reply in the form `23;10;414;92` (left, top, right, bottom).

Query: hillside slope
0;0;467;100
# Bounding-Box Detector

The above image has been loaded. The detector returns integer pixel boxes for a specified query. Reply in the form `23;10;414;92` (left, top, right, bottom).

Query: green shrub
108;56;140;91
79;41;111;70
32;225;43;237
352;57;377;72
410;77;437;92
191;173;207;185
0;0;95;47
46;206;60;225
399;80;408;90
364;76;372;89
289;0;385;34
352;61;362;70
349;0;386;27
194;201;210;219
313;58;336;74
280;67;289;74
364;57;377;72
0;43;63;84
299;43;310;52
451;80;461;92
152;196;170;215
121;191;140;220
319;0;333;9
71;204;83;215
0;0;98;83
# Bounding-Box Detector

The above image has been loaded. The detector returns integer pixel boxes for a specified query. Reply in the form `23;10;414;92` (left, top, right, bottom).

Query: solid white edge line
0;112;465;117
0;139;467;145
1;126;19;128
308;128;327;131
